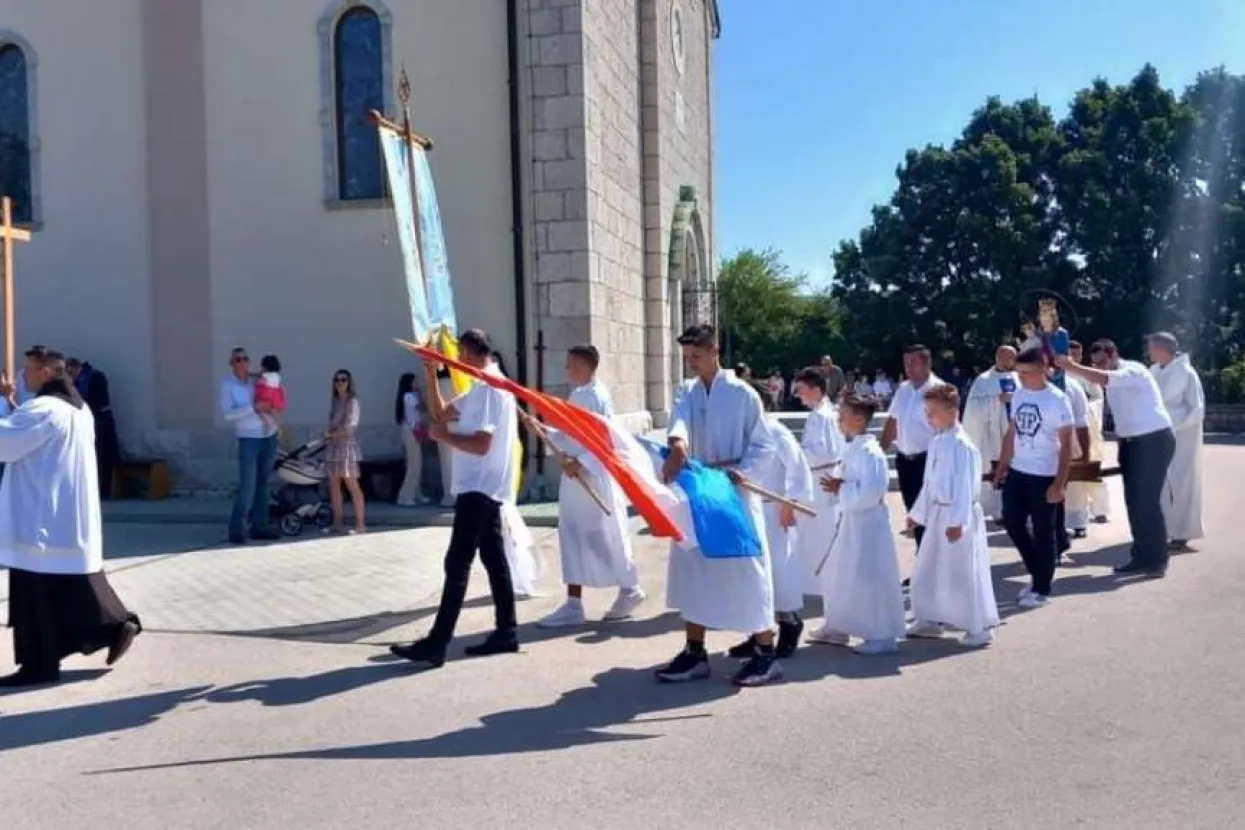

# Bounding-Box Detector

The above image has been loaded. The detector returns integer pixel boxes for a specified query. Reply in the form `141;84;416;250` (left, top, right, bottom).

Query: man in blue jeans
219;347;279;544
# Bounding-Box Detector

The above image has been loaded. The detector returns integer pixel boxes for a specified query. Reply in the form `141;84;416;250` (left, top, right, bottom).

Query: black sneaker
655;647;710;683
732;652;783;687
727;636;757;659
776;617;804;658
389;638;446;669
464;631;519;658
106;620;141;666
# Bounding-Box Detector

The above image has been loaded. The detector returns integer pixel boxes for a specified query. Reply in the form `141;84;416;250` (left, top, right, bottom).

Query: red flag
399;341;683;541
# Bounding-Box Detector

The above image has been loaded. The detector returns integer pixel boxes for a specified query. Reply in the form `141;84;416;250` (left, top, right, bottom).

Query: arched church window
0;42;32;223
333;6;384;201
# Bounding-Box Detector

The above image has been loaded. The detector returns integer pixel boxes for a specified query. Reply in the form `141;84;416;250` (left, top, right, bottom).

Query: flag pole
517;409;610;515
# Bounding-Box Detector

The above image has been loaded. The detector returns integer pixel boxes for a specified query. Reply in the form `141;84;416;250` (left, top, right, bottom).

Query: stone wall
1206;404;1245;433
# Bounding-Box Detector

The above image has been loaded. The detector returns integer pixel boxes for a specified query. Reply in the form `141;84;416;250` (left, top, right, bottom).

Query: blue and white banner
378;126;433;340
411;147;458;336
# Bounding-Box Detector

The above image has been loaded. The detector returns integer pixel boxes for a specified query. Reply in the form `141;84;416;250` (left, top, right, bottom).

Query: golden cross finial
397;66;411;107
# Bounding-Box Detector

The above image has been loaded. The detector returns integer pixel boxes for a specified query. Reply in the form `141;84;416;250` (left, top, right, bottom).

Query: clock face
670;3;686;75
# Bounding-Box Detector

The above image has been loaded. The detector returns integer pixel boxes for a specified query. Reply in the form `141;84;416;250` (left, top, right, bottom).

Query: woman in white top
394;372;430;506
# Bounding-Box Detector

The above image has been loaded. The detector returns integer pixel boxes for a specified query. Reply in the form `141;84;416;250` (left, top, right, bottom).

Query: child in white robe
728;383;816;660
907;384;999;647
815;396;906;655
791;366;846;596
539;345;645;626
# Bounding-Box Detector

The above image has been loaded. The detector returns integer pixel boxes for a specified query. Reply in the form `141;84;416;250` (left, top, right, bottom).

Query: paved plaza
2;441;1244;829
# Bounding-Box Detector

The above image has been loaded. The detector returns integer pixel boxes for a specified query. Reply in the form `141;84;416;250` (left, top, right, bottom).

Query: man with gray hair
1147;332;1205;551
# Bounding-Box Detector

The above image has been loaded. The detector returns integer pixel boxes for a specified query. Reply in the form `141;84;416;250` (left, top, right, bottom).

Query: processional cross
0;196;31;381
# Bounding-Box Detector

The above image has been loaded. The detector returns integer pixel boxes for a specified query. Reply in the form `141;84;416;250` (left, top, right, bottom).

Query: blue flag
638;437;762;559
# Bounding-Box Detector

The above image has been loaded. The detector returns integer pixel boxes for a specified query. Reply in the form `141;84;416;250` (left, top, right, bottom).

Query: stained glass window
334;8;384;201
0;44;31;223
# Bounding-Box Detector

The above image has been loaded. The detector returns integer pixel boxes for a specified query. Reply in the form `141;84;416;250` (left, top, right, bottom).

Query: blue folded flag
638;437;762;559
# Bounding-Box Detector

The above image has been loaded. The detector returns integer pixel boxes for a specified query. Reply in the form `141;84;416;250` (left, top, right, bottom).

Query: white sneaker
602;587;646;621
537;600;586;628
961;629;994;648
854;639;899;656
807;626;850;647
1018;592;1049;609
1016;584;1034;603
906;620;944;639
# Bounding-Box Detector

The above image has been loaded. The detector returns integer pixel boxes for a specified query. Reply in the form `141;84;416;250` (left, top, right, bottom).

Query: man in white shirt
219;348;280;545
992;347;1075;607
391;329;520;668
1146;332;1205;551
1058;339;1175;577
880;345;943;555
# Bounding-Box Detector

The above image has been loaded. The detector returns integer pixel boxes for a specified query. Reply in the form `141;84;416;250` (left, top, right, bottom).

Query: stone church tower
518;0;720;429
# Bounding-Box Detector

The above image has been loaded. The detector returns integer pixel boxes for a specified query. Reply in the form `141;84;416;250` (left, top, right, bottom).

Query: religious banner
377;124;432;341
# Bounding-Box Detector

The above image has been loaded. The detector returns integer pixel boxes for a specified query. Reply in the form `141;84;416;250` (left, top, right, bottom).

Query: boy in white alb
907;384;999;647
728;382;815;659
815;397;906;655
539;344;646;627
992;347;1075;608
791;366;846;598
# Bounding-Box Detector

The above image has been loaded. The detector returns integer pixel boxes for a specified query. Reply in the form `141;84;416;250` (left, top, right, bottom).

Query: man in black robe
1;346;141;689
66;357;121;498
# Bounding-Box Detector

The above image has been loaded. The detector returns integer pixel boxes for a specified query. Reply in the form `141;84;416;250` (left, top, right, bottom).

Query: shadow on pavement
197;662;411;708
989;542;1153;622
0;685;211;753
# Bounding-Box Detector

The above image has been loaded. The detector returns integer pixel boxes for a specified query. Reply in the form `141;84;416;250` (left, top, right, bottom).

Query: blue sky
712;0;1245;289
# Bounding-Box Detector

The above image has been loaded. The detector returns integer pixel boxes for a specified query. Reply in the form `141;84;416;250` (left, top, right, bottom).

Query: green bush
1219;360;1245;404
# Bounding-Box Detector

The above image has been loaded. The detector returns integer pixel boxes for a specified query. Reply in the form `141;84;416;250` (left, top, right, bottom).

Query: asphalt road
1;442;1242;830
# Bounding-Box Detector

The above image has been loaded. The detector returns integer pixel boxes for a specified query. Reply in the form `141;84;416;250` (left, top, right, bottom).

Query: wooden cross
0;196;30;381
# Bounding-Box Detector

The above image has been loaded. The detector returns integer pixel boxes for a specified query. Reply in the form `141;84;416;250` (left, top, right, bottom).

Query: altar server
962;345;1017;521
815;397;906;655
0;346;141;688
906;384;998;647
792;366;846;595
657;324;780;687
728;382;815;660
539;344;646;627
1147;332;1205;551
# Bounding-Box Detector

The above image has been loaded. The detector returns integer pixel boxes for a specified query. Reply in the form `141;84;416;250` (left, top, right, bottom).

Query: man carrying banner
390;328;520;668
657;324;781;688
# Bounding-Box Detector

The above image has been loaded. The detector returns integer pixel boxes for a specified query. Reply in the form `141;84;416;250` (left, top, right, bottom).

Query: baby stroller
270;438;333;537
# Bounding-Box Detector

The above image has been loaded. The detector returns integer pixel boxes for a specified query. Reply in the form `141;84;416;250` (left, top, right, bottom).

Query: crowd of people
0;318;1206;690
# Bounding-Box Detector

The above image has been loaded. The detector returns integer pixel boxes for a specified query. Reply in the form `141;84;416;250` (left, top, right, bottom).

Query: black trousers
1118;427;1176;569
1003;470;1059;595
895;451;927;549
427;491;517;648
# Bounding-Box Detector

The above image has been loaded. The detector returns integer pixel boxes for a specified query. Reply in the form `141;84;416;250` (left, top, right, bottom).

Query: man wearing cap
1147;332;1205;552
1057;340;1175;577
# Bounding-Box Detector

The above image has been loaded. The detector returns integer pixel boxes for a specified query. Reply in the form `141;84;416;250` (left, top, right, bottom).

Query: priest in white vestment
791;366;846;595
907;385;998;647
1;346;141;688
1070;341;1110;522
657;324;781;688
539;345;645;627
815;396;905;655
727;383;815;661
961;345;1017;520
1147;332;1205;549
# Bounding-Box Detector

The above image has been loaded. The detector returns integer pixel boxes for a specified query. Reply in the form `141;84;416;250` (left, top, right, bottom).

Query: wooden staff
703;457;817;517
810;460;840;473
516;408;611;515
1;197;31;382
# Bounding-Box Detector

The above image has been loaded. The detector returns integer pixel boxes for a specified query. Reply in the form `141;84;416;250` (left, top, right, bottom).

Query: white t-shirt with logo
1009;385;1074;477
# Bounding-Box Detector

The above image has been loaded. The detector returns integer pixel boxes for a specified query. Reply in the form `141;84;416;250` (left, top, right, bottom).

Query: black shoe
107;620;141;667
1093;515;1109;524
1142;566;1168;579
1072;528;1087;539
1113;560;1148;574
732;651;783;687
250;527;280;541
655;646;710;683
900;577;911;589
776;617;804;658
228;534;248;545
0;667;60;688
727;636;757;659
1169;540;1193;554
389;639;446;669
463;631;519;658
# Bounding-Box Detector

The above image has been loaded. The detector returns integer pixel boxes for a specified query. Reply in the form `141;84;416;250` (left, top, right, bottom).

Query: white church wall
200;0;516;458
0;0;155;433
